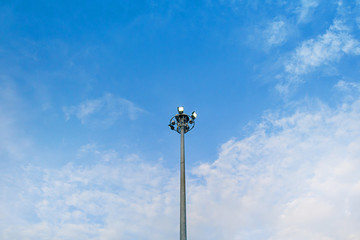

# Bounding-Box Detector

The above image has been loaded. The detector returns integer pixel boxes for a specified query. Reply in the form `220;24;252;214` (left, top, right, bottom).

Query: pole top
169;107;197;134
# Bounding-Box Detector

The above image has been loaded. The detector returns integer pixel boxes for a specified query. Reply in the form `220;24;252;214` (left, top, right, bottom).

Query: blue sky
1;0;360;239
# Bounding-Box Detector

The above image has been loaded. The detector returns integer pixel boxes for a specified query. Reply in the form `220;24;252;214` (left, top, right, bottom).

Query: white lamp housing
177;106;184;114
191;111;197;119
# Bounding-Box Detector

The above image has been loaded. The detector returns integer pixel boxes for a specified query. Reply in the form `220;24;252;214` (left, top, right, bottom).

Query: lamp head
177;106;184;114
191;111;197;119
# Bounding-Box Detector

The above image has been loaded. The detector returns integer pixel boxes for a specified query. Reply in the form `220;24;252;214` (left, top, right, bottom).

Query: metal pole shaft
180;127;187;240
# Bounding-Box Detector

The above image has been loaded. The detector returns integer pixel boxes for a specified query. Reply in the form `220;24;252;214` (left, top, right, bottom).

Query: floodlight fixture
177;106;184;114
191;111;197;119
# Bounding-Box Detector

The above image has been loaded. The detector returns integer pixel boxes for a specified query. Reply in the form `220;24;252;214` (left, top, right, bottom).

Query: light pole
169;107;197;240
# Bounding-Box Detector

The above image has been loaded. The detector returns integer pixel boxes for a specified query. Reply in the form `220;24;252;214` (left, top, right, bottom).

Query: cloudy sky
1;0;360;239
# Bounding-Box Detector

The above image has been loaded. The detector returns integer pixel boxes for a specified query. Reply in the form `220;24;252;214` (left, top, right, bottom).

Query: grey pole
169;107;197;240
180;126;187;240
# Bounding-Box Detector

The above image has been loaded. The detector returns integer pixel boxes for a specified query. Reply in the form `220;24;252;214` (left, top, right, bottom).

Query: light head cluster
169;106;197;134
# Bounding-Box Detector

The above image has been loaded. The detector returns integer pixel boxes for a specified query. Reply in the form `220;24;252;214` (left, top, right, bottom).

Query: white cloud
189;90;360;239
264;19;290;47
278;20;360;93
0;79;32;160
297;0;320;23
1;152;179;240
286;20;360;76
3;83;360;239
63;93;144;125
335;80;360;92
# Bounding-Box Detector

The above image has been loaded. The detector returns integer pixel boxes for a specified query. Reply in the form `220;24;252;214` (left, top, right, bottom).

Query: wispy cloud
335;80;360;92
63;94;145;125
277;19;360;93
0;79;32;160
297;0;320;23
286;20;360;75
1;151;178;240
263;19;291;47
